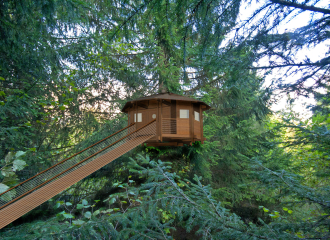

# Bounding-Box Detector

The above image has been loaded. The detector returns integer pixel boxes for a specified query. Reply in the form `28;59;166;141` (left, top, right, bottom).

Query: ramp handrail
0;122;138;210
0;120;157;229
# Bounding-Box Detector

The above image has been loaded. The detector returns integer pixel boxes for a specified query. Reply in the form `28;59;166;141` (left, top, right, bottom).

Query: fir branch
270;0;330;14
111;0;155;40
156;162;275;240
157;165;198;205
122;229;156;240
249;56;330;69
259;163;330;209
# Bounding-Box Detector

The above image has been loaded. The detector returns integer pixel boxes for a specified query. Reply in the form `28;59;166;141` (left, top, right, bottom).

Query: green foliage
0;0;329;239
0;151;27;193
195;74;272;204
3;154;326;239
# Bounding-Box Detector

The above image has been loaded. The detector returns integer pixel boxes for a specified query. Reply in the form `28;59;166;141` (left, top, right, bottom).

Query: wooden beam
146;142;179;147
162;134;190;138
162;100;171;107
137;102;148;109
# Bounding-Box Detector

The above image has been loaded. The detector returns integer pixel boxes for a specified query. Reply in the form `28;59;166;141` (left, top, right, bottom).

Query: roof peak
131;92;197;100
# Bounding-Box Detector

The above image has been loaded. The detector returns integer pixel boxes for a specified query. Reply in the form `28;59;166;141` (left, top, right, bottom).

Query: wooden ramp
0;120;156;229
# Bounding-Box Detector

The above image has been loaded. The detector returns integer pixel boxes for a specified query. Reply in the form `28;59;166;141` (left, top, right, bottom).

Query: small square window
194;111;200;121
134;113;142;122
180;109;189;118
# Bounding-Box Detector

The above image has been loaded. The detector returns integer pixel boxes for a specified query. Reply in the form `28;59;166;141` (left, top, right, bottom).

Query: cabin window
134;113;142;122
152;114;156;119
180;109;189;118
194;111;200;121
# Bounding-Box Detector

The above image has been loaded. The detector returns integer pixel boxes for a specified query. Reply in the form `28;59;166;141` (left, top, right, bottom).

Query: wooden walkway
0;120;156;229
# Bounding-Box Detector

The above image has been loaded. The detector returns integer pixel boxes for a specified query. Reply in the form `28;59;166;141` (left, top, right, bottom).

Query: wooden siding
176;101;190;136
126;99;205;145
194;120;201;139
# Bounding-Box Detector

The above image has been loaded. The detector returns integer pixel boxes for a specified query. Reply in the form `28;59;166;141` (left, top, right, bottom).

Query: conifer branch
122;229;156;239
270;0;330;14
157;163;274;240
157;165;197;205
249;56;330;69
259;164;330;209
111;0;154;40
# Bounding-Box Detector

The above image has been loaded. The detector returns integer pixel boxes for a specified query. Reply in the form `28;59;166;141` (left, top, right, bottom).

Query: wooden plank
143;109;150;126
137;102;148;109
176;101;190;136
162;100;171;107
176;119;189;135
148;109;157;141
190;102;194;144
171;100;176;134
148;100;158;108
162;105;170;118
194;120;200;139
162;134;190;138
135;102;138;127
0;122;156;229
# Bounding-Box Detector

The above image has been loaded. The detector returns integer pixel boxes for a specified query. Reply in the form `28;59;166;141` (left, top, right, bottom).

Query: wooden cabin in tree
122;92;211;146
0;93;210;229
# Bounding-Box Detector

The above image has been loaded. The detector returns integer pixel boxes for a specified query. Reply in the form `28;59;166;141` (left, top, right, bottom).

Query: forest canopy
0;0;329;239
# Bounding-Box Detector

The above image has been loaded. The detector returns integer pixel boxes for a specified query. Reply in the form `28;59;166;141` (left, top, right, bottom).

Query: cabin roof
122;92;211;112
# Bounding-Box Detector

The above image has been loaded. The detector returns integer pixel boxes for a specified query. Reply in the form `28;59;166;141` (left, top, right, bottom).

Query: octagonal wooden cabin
122;92;211;147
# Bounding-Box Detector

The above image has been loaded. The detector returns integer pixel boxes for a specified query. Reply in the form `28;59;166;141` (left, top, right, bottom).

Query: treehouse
122;92;211;146
0;92;210;229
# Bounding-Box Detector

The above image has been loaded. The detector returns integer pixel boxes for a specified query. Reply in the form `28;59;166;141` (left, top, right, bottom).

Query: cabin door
176;102;190;136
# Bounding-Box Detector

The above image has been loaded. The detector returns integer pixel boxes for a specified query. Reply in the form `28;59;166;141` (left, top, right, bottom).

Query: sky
237;0;330;118
68;0;329;120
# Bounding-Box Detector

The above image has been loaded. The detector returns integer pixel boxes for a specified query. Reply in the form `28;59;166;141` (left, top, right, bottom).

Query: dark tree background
0;0;329;239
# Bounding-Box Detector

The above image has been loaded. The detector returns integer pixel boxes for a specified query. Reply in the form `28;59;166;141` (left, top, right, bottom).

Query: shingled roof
122;92;211;112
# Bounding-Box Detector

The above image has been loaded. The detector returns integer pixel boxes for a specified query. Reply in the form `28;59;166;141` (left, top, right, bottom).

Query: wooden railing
161;117;202;140
162;118;177;134
0;120;157;229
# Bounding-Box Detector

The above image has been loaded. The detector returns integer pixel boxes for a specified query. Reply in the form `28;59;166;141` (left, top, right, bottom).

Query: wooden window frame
194;111;200;121
179;109;189;119
134;113;142;122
